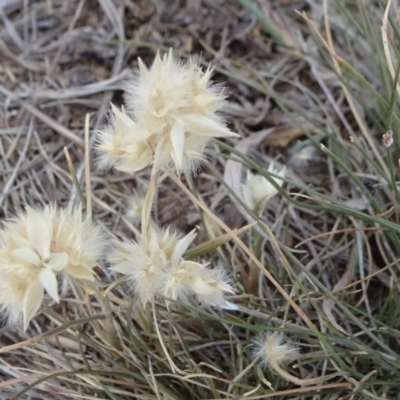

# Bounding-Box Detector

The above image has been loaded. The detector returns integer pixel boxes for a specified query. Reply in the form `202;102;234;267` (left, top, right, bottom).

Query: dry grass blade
382;0;400;101
21;102;84;148
84;113;92;217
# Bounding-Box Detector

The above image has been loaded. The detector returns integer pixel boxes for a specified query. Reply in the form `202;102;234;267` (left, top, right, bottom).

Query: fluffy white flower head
53;207;106;281
109;224;234;307
0;206;105;330
109;226;180;306
253;332;300;369
97;49;238;174
97;105;153;173
162;234;235;307
242;164;286;215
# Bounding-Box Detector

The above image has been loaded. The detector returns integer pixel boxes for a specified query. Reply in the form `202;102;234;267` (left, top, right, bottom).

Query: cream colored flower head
108;225;180;306
97;49;238;175
109;224;234;307
53;207;106;280
97;105;153;173
242;164;286;215
0;206;105;330
252;332;300;369
162;233;235;307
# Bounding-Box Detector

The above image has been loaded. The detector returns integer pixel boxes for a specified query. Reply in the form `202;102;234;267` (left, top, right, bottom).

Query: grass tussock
1;0;400;399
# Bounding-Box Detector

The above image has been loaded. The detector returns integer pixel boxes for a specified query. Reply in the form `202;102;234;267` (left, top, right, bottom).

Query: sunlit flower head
109;225;234;307
0;206;105;330
53;207;106;281
108;225;180;306
162;240;235;307
97;49;238;175
97;104;153;172
252;332;300;370
193;264;234;306
242;164;286;215
0;253;45;330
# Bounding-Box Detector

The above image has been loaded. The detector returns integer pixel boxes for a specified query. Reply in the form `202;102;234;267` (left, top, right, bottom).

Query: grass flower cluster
0;206;104;330
109;225;234;307
97;49;238;175
253;332;299;370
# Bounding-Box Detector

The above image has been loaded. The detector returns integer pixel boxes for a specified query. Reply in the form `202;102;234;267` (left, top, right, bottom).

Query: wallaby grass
1;0;400;399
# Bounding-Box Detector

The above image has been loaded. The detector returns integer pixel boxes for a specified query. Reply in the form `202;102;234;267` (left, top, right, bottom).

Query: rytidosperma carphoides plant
97;49;239;372
0;49;307;386
97;50;301;377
